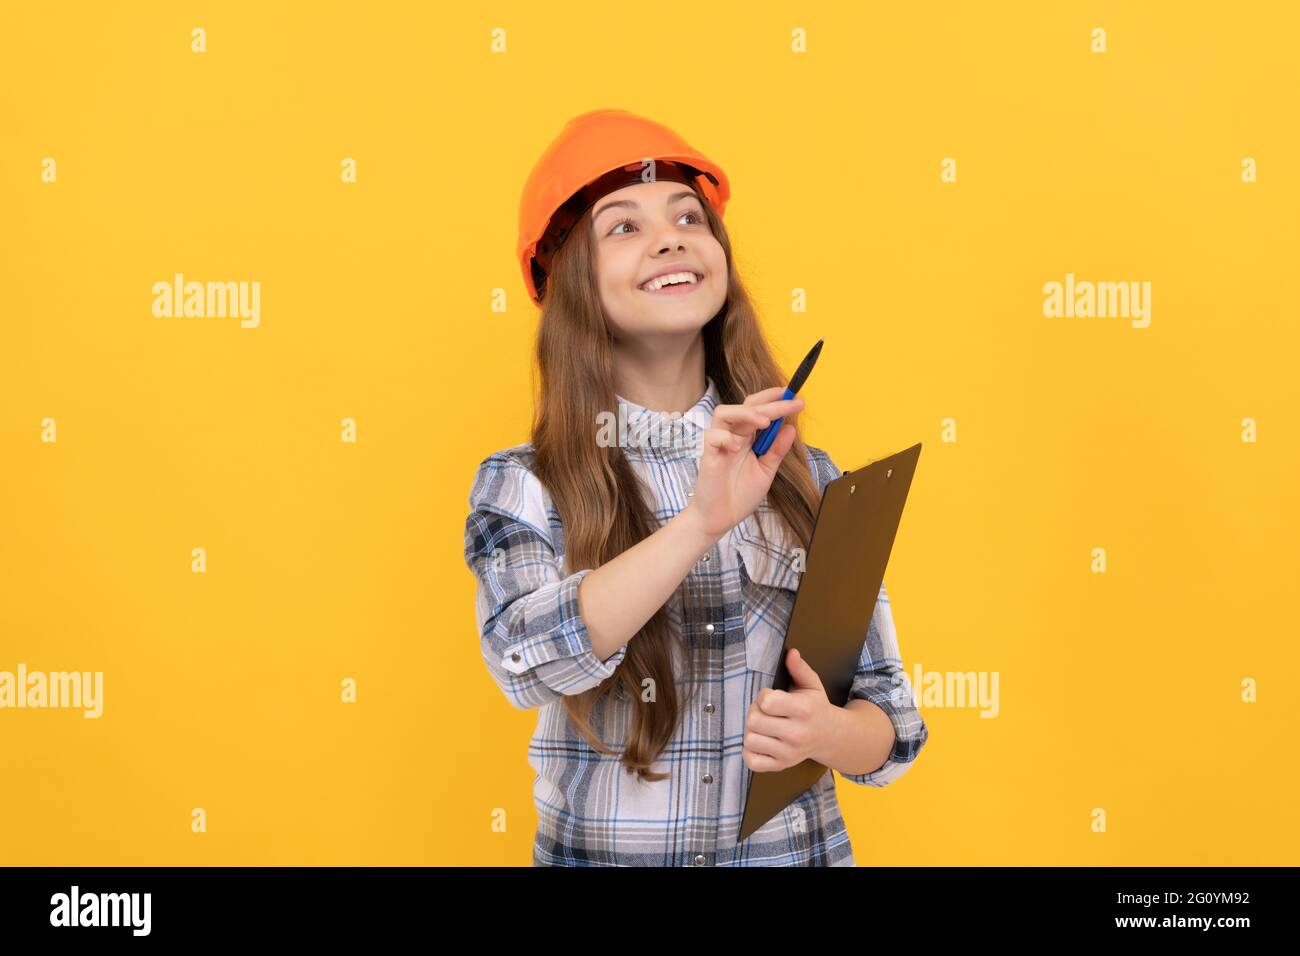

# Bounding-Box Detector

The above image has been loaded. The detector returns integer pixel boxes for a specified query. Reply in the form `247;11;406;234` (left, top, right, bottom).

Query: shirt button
701;554;710;563
704;702;714;714
694;854;707;866
702;773;713;784
510;652;521;662
687;491;694;497
704;623;715;633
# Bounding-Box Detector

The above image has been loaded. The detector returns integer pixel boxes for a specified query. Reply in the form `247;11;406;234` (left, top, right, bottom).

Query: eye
606;208;706;236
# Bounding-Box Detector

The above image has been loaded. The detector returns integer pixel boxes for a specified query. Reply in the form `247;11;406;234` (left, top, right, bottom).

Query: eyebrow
593;190;703;224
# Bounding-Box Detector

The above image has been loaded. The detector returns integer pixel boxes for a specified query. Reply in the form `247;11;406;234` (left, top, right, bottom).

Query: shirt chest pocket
734;522;803;677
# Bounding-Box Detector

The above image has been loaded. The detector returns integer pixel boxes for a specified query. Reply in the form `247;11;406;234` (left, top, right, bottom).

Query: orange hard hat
517;108;731;307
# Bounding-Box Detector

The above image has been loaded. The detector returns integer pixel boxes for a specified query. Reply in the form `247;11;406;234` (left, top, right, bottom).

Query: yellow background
2;2;1296;865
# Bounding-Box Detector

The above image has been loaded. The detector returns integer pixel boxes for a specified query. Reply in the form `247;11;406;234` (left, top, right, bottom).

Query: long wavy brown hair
529;186;824;782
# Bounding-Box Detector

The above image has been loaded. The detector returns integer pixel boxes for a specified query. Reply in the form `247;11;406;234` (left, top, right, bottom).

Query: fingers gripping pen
751;339;824;456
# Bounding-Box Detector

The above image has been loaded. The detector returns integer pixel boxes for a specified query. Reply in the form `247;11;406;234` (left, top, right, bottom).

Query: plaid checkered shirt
463;376;927;865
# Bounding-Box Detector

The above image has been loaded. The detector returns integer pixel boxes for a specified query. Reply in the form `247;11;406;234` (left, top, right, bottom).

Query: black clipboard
738;441;922;843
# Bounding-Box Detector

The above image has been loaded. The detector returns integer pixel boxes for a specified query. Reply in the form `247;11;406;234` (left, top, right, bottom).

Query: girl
463;109;927;866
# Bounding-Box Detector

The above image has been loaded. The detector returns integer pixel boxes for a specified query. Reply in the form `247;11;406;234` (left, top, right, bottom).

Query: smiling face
589;179;728;344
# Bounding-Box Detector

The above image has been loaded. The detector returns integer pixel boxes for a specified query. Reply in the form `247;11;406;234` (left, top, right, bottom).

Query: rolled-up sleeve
837;580;928;786
803;444;928;787
463;454;628;710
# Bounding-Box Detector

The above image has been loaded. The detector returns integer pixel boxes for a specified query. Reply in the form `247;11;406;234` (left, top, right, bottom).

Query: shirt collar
615;376;719;435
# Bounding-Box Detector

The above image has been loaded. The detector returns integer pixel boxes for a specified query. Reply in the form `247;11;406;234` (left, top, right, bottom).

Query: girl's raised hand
684;387;804;540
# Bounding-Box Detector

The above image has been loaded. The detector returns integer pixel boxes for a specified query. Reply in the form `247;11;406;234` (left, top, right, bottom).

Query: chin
609;285;725;333
643;304;715;329
636;290;724;319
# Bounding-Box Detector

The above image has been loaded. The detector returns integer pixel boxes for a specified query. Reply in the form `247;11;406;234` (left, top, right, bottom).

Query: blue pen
752;338;823;456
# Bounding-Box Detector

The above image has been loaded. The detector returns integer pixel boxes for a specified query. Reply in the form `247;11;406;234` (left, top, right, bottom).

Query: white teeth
641;271;699;291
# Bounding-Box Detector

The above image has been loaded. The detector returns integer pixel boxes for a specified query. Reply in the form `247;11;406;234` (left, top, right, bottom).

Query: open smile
639;272;705;295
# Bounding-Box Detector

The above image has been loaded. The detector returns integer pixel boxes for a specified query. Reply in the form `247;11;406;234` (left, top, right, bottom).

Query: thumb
786;647;824;692
756;422;797;470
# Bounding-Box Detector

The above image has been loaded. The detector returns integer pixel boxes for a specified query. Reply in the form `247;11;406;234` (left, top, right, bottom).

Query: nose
651;221;690;255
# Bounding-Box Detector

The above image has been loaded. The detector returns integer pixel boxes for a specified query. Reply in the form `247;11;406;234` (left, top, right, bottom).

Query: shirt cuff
836;691;928;787
498;567;629;691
